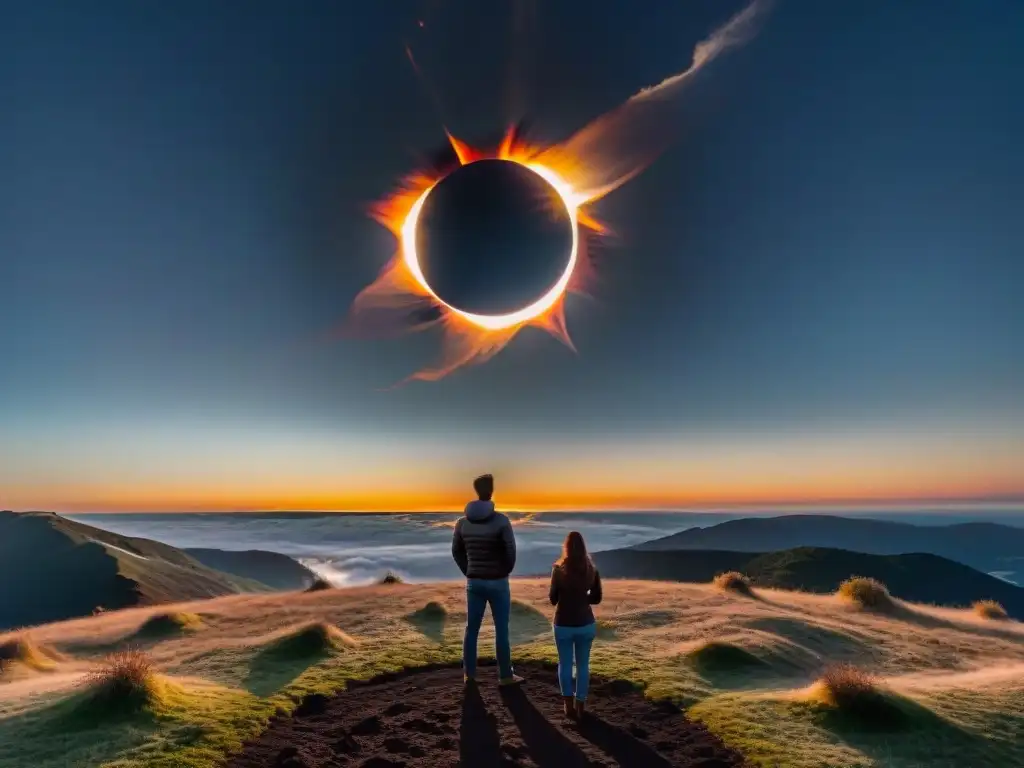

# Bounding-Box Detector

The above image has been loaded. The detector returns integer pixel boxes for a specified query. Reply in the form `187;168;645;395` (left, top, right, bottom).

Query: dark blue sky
2;1;1023;510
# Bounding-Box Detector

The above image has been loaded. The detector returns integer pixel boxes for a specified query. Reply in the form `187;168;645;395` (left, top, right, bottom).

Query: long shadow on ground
499;686;592;767
227;661;748;768
460;681;502;764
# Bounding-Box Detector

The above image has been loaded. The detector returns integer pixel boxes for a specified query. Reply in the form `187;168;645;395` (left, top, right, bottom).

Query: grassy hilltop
1;578;1022;767
0;511;272;630
594;545;1024;617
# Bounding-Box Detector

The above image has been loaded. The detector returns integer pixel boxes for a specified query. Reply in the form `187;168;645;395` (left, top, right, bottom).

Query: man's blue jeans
554;622;597;700
463;578;513;679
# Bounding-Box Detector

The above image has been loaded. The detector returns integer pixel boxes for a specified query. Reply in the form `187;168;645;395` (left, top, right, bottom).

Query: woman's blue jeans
553;622;597;701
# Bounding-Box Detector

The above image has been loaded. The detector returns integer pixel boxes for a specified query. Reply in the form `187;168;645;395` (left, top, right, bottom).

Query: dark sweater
452;500;517;580
549;565;602;627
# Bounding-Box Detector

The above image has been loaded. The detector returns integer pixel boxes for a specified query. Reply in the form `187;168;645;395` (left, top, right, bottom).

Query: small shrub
305;577;334;592
837;576;894;611
818;663;877;705
713;571;754;596
811;662;909;726
83;649;163;712
378;571;404;585
973;600;1009;620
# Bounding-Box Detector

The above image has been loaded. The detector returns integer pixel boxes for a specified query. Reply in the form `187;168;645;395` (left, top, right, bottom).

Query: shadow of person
576;714;674;767
499;686;591;767
460;682;502;765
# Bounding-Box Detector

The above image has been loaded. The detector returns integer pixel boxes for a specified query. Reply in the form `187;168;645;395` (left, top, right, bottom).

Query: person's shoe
498;674;524;686
575;698;587;719
562;696;577;719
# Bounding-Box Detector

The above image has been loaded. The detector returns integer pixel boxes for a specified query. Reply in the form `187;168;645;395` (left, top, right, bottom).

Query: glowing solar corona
346;1;769;383
402;150;584;331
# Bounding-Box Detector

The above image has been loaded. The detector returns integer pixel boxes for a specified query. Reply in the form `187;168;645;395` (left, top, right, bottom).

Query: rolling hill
2;578;1022;768
184;548;317;590
0;511;271;630
593;545;1024;617
631;514;1024;575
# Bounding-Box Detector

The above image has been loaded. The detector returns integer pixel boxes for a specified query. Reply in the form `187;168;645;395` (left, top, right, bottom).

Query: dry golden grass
836;575;894;611
972;599;1009;620
265;621;358;657
0;633;59;674
81;648;166;711
713;570;754;596
2;580;1023;768
813;663;879;707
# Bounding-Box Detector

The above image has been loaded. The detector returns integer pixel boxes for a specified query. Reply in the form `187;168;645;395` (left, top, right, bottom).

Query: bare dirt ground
227;661;745;768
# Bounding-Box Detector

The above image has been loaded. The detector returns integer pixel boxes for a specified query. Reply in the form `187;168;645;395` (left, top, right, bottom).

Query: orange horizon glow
14;483;1024;515
7;414;1024;514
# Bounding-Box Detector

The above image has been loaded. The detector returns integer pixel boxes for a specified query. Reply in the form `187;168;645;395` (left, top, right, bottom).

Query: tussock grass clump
305;577;334;592
686;640;764;672
973;599;1009;620
713;571;754;596
82;649;166;713
0;633;59;673
808;662;911;728
378;571;404;585
817;663;878;706
268;622;356;657
837;576;894;611
136;611;202;636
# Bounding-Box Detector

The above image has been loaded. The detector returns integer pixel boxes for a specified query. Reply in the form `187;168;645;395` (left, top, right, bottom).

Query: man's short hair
473;474;494;501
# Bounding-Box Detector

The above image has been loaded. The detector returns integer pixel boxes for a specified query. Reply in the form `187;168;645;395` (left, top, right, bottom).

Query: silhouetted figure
452;473;523;685
549;531;603;719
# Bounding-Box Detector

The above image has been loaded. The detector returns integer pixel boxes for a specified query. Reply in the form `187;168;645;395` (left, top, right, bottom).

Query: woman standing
549;531;603;719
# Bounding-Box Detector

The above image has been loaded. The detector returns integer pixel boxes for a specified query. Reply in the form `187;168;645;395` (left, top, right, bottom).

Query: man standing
452;473;522;685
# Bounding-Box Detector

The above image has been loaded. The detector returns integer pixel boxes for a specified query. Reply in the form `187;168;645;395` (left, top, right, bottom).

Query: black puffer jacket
452;501;517;580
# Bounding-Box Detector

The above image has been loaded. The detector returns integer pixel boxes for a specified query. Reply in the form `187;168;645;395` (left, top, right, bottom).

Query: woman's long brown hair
555;531;593;581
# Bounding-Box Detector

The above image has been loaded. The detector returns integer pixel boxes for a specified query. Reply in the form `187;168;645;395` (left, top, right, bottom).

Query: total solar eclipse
348;2;767;382
411;159;575;320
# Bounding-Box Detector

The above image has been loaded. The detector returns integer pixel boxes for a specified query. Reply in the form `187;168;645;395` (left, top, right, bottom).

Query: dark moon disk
414;158;575;317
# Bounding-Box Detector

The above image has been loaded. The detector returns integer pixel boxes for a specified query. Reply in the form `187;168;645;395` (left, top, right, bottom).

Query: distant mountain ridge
0;511;277;629
593;545;1024;618
630;514;1024;574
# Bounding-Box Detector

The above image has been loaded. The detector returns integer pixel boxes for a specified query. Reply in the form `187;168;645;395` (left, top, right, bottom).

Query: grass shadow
0;690;162;767
595;620;619;641
243;623;349;697
808;689;1016;765
744;616;875;661
625;609;677;629
60;612;206;657
405;601;448;644
684;641;771;688
510;600;551;644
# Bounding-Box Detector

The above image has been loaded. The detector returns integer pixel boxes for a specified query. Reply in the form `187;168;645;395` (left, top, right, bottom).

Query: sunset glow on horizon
6;417;1023;514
